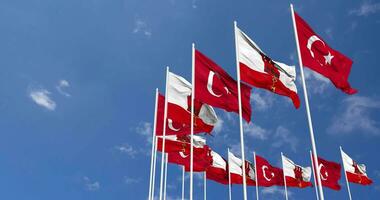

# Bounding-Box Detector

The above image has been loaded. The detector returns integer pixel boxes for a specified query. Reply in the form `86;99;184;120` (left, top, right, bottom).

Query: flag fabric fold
341;149;373;185
236;27;300;108
294;12;357;94
195;49;252;122
282;154;312;188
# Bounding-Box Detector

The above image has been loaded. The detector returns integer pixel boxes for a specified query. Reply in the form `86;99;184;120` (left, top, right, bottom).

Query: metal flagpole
149;89;159;200
233;21;248;200
190;43;195;200
310;151;320;200
253;152;259;200
281;153;289;200
290;4;325;200
182;166;185;200
159;67;170;200
228;148;232;200
152;136;158;200
163;153;168;200
340;146;353;200
204;172;207;200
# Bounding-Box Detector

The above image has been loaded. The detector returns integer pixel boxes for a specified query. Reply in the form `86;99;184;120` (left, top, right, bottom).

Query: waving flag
294;12;357;94
155;72;219;135
228;151;256;185
255;155;284;187
341;149;373;185
282;154;312;188
195;49;252;122
235;27;300;108
314;157;342;190
156;135;206;153
206;151;229;185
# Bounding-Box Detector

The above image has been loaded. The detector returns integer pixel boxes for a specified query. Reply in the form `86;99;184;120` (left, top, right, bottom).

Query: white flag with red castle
282;154;312;188
341;149;373;185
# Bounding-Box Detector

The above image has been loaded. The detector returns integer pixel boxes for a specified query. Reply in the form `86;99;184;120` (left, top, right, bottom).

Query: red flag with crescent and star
195;49;252;122
294;12;357;95
155;94;215;136
313;157;342;190
255;155;284;187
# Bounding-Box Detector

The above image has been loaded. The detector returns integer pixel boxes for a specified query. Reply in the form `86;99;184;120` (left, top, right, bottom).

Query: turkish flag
294;12;357;94
314;157;342;190
255;155;284;187
168;146;212;172
206;151;229;185
195;49;252;122
155;94;214;136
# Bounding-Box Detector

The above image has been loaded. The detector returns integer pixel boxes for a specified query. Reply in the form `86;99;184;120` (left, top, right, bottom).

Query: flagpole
290;4;324;200
281;152;289;200
253;151;259;200
159;67;170;200
204;172;207;200
340;146;353;200
182;166;185;200
152;136;158;200
163;153;168;200
228;148;232;200
310;151;320;200
190;43;195;200
233;20;248;200
148;88;159;200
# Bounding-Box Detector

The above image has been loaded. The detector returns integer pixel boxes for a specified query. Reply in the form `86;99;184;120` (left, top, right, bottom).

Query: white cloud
250;91;274;111
29;88;56;111
328;96;380;135
272;126;298;152
191;0;198;9
83;176;100;191
213;118;224;134
115;143;138;158
302;68;330;94
350;1;380;16
56;79;71;97
244;122;269;140
261;187;292;197
124;177;141;184
133;19;152;37
136;122;153;143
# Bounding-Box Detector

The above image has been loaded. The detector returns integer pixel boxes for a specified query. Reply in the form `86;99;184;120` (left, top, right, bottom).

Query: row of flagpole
146;4;362;200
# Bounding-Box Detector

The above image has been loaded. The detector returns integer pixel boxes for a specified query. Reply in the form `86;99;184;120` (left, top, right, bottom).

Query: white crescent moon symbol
318;163;328;180
262;165;274;181
179;151;188;158
168;119;181;132
207;71;222;97
307;35;325;58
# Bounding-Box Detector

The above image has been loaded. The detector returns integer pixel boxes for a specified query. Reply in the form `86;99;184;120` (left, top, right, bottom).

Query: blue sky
0;0;379;199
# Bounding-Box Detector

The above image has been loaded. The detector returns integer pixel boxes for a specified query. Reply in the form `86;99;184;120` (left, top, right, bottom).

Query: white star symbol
324;52;334;65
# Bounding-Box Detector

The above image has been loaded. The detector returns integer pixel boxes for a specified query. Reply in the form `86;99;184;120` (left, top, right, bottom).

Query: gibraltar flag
341;149;373;185
294;12;357;94
195;49;252;122
255;155;284;187
206;151;229;185
282;154;312;188
156;135;206;153
236;27;300;108
228;151;256;185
